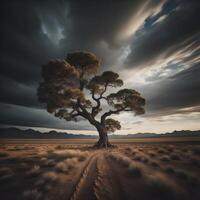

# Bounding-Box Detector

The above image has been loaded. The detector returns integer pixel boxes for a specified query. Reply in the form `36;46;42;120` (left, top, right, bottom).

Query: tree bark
93;126;113;148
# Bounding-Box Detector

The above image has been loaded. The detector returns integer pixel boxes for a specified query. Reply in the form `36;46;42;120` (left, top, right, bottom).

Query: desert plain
0;138;200;200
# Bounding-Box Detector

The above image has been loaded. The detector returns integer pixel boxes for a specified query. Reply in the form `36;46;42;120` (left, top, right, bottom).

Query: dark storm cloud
126;0;200;69
61;0;166;68
0;0;70;113
0;1;63;85
0;0;199;130
0;75;41;108
0;102;95;130
0;0;165;108
123;0;200;118
143;63;200;116
63;0;143;47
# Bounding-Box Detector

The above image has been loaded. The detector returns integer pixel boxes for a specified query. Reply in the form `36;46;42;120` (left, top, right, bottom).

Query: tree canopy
38;51;145;148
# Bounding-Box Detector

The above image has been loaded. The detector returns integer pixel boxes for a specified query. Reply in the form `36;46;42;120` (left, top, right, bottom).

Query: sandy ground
0;138;200;200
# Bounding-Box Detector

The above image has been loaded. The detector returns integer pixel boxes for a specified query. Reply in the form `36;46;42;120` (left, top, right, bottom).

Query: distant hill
115;130;200;138
0;127;96;139
0;127;199;139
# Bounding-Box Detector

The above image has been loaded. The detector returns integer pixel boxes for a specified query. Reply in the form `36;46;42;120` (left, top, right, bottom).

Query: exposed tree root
93;140;117;149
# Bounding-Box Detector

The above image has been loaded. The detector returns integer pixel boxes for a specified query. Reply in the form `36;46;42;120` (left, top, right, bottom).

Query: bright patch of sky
41;21;64;46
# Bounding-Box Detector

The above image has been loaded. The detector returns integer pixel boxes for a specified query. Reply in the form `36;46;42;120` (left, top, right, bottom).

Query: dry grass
56;157;79;172
191;159;200;167
0;152;9;157
53;149;89;161
165;167;175;174
175;170;188;180
150;161;160;167
22;189;41;200
170;154;180;160
40;157;47;162
43;158;56;167
124;147;132;152
55;144;68;150
0;167;14;182
42;171;58;182
181;148;188;152
141;157;149;163
110;153;131;167
26;165;41;177
157;149;167;154
148;152;156;157
144;175;184;200
191;147;200;155
128;163;142;178
160;156;170;162
110;153;143;178
133;155;142;161
0;141;200;200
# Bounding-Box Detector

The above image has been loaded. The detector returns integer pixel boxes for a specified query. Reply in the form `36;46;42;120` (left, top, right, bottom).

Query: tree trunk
93;126;113;148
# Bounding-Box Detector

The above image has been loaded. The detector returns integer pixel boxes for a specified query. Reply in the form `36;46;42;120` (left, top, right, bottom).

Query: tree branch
101;106;127;124
75;100;101;128
91;83;108;117
79;67;85;91
100;82;108;97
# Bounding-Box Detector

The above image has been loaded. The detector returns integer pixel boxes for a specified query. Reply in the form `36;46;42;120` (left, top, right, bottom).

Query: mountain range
0;127;200;139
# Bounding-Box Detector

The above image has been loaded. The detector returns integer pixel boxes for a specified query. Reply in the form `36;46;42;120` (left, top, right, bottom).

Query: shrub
0;152;9;157
54;150;88;160
165;167;175;174
132;151;137;156
142;157;149;163
150;161;160;168
157;149;167;154
26;165;40;177
40;157;47;162
0;167;14;181
0;167;13;176
175;170;188;180
109;153;131;167
187;176;199;187
78;155;87;161
145;176;184;200
192;147;200;155
170;154;180;160
149;152;156;157
42;172;57;182
160;156;170;162
191;159;200;167
181;148;188;152
56;157;78;172
22;189;41;200
14;146;24;150
42;158;55;167
128;163;142;178
124;147;132;151
55;145;68;150
133;156;142;161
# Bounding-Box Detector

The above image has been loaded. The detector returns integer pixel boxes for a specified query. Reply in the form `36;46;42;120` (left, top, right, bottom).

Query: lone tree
37;52;145;148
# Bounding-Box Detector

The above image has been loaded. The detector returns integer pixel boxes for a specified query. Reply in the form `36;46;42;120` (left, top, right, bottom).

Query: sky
0;0;200;135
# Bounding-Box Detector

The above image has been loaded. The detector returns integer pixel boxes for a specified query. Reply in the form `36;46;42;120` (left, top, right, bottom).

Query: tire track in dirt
68;150;128;200
94;151;128;200
68;151;100;200
93;152;111;200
